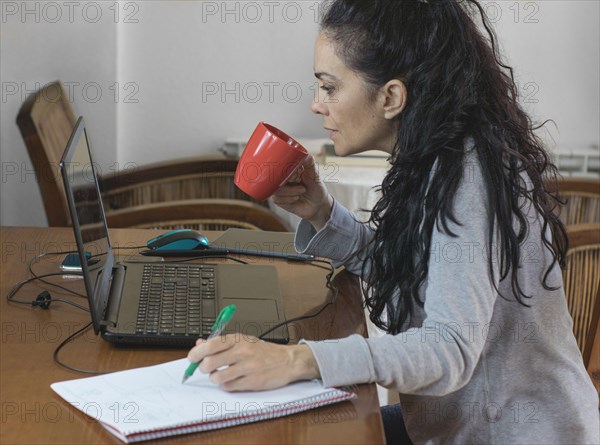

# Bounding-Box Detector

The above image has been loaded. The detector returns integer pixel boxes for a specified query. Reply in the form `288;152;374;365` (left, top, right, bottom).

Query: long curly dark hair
320;0;568;334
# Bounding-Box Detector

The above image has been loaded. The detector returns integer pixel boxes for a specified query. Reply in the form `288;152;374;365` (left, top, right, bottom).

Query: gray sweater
295;151;600;444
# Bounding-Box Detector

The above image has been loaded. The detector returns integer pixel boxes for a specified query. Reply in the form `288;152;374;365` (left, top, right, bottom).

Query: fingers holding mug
286;165;305;185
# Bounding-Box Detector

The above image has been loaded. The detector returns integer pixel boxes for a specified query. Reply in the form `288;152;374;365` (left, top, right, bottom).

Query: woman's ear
380;79;407;120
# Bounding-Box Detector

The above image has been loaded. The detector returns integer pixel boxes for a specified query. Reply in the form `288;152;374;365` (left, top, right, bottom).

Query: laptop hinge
101;265;126;328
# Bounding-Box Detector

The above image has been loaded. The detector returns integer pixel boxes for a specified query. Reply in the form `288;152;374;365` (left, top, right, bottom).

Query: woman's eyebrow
314;72;338;80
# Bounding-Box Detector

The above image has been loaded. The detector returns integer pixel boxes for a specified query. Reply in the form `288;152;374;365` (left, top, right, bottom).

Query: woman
188;1;599;443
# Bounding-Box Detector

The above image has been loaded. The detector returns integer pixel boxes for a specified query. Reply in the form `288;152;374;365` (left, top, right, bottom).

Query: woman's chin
333;146;368;157
332;145;351;157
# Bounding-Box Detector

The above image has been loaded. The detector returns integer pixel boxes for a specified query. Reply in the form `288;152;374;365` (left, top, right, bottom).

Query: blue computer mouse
147;229;209;250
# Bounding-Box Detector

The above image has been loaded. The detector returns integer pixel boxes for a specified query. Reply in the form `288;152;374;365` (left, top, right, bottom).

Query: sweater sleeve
294;198;375;276
299;155;501;396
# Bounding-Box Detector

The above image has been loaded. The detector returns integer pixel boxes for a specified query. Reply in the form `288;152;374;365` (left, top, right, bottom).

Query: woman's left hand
187;334;321;391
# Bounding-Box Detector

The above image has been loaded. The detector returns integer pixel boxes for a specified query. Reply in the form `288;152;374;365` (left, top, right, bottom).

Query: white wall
1;0;118;226
116;0;321;165
483;0;600;151
1;0;598;227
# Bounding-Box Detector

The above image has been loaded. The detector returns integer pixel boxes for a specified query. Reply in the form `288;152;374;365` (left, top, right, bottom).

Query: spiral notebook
51;358;355;443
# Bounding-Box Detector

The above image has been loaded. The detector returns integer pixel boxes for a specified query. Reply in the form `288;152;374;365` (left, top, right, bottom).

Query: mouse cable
27;250;86;298
258;259;339;340
28;246;149;299
88;245;149;260
6;272;90;312
162;255;249;265
52;321;113;374
115;245;148;250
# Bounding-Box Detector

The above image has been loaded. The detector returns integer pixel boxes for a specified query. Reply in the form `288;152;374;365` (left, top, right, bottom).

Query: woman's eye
320;85;335;94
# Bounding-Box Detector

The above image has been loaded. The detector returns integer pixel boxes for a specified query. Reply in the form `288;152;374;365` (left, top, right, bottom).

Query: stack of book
222;138;390;168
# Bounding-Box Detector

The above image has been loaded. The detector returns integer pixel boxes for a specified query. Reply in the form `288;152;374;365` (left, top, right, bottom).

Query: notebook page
51;358;349;436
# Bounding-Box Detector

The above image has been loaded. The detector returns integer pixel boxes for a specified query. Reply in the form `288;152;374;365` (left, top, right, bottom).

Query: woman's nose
311;96;328;116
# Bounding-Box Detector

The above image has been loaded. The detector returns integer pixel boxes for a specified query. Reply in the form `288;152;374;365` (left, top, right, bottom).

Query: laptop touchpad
221;298;279;321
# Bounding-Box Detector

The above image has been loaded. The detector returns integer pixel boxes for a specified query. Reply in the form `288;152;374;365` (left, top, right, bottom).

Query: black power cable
258;259;339;340
6;248;339;374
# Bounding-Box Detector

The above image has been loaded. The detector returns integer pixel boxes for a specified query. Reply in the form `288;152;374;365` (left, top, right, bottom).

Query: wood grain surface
0;227;385;444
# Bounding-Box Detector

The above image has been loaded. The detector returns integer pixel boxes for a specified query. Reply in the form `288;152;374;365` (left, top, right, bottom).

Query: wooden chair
584;288;600;404
562;223;600;367
98;156;266;211
105;199;290;231
17;81;285;231
551;178;600;226
16;81;76;226
584;284;600;394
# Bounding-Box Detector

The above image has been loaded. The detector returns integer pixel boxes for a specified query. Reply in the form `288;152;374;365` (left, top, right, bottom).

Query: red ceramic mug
234;122;309;201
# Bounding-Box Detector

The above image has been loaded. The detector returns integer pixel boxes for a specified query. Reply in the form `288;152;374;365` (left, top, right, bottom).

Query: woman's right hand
271;156;333;231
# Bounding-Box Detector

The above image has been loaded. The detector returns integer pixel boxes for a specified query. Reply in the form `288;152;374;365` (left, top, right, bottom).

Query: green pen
181;304;237;384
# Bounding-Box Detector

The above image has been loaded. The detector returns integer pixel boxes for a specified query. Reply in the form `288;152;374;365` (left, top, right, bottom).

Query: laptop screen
60;117;115;333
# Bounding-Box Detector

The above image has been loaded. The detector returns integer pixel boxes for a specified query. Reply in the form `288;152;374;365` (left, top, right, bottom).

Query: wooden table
0;227;385;444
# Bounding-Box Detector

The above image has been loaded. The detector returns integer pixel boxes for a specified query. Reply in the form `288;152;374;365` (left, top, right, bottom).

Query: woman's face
311;33;398;156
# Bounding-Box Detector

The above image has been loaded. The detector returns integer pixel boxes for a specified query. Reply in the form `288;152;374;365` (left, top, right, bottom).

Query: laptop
60;117;289;346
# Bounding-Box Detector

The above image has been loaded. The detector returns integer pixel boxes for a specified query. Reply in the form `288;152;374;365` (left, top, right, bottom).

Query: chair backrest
553;178;600;225
98;157;264;211
583;285;599;373
105;199;291;232
562;223;600;367
16;81;76;226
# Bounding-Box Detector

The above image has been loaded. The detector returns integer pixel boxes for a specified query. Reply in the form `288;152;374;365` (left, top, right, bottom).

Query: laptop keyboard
136;264;217;336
